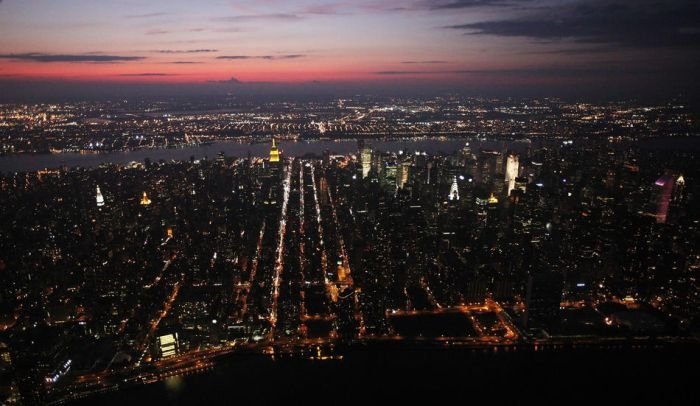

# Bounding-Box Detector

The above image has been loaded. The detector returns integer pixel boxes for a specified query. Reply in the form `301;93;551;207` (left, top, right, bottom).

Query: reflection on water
164;375;184;395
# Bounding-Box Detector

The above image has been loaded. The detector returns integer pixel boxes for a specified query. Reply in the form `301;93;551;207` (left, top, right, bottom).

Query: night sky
0;0;698;99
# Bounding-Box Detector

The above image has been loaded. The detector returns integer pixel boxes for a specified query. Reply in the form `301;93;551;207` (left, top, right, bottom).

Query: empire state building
269;138;280;163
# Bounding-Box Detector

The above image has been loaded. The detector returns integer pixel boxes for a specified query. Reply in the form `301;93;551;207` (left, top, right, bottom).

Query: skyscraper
96;186;105;207
269;138;280;163
158;333;179;359
524;273;563;329
140;191;152;206
674;174;686;202
449;176;459;201
381;161;397;191
505;154;519;196
361;145;372;179
654;175;675;224
396;162;410;189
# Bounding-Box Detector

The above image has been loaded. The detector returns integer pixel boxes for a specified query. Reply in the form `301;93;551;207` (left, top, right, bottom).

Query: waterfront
0;138;484;173
70;341;698;404
3;132;700;405
2;136;699;173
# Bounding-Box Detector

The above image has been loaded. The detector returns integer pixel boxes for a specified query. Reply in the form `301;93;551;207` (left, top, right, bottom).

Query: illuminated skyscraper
488;193;499;205
505;154;519;196
95;185;105;207
381;161;397;191
361;145;372;178
396;162;410;189
654;175;674;224
319;177;329;205
269;137;280;163
158;333;179;359
449;176;459;201
462;142;472;158
674;174;686;202
140;191;152;206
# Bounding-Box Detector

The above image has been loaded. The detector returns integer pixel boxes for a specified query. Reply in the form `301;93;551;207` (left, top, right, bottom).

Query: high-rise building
158;333;179;359
524;273;563;329
381;161;397;191
426;162;433;185
654;175;675;224
269;138;280;163
461;142;472;159
488;193;499;206
674;174;686;202
319;177;329;205
396;162;410;189
95;186;105;207
449;176;459;201
361;145;372;178
140;191;152;206
505;154;519;196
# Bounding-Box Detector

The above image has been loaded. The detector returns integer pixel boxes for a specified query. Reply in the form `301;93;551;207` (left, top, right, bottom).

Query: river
2;136;698;173
0;138;484;173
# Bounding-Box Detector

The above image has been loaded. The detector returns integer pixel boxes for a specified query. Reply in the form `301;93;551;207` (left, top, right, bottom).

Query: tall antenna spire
449;176;459;201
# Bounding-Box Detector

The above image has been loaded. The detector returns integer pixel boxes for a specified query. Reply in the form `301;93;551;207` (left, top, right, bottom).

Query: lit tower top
140;191;152;206
96;186;105;207
674;174;686;201
488;193;499;205
449;176;460;201
269;138;280;163
505;154;519;196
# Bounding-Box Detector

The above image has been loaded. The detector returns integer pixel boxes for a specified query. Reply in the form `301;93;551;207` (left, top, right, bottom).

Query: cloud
373;65;699;77
427;0;525;9
365;0;530;12
212;27;246;33
216;54;306;60
215;13;302;22
374;70;448;75
125;12;168;19
147;29;207;36
167;61;203;64
446;0;700;49
118;73;178;77
0;53;145;63
303;4;351;15
153;49;218;54
146;29;170;35
519;47;615;56
401;60;449;64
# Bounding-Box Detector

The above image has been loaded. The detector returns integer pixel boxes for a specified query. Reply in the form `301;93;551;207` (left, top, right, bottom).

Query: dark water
70;343;698;404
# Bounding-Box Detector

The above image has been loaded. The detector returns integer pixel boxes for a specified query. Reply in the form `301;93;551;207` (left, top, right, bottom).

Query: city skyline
1;1;699;404
1;0;699;99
